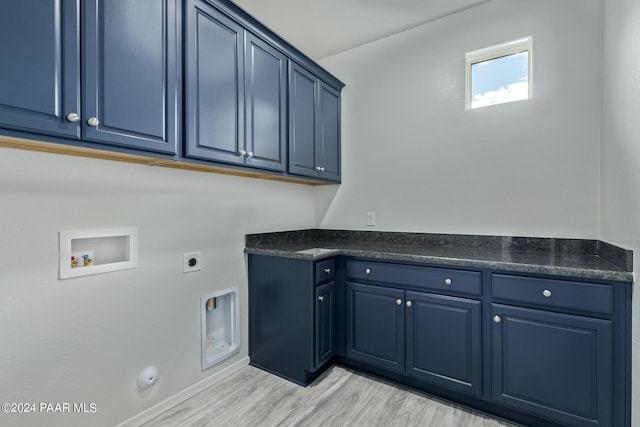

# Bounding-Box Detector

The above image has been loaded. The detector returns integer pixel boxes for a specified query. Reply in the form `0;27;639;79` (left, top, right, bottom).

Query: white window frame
465;37;532;110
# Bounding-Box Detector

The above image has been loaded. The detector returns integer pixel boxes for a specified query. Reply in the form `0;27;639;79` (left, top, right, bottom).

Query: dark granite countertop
245;230;634;282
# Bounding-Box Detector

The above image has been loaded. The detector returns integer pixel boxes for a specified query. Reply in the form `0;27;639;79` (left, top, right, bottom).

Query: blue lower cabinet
315;281;335;367
406;292;482;396
248;255;336;385
345;283;482;396
492;304;612;427
249;255;629;426
346;282;405;373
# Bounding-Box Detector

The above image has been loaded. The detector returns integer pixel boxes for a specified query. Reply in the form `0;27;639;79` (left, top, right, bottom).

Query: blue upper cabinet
82;0;179;155
185;0;287;172
244;34;287;172
288;63;318;178
318;82;341;182
0;1;81;139
289;62;341;182
0;0;343;182
185;0;245;165
0;0;179;155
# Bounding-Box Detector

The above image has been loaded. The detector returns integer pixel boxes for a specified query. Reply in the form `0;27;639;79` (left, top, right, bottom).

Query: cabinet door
317;82;341;182
83;0;179;154
185;0;244;164
346;282;404;373
406;292;481;396
288;62;319;178
315;281;335;368
245;34;287;172
0;0;80;139
492;304;612;427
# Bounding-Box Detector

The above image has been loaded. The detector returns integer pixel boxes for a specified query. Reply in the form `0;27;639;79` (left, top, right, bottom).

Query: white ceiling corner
233;0;491;59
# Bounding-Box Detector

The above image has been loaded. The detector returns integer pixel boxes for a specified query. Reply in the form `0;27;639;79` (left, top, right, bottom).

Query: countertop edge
244;247;634;282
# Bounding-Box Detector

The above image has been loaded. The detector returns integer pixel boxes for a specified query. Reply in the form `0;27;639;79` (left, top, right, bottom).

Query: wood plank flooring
143;365;516;427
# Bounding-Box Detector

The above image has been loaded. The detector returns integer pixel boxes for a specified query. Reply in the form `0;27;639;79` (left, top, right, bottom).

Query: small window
465;37;532;109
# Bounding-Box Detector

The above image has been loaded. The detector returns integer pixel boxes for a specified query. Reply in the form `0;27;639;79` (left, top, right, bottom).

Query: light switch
366;212;376;227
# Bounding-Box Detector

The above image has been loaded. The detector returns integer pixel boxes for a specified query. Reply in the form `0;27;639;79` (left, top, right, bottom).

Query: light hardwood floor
143;365;517;427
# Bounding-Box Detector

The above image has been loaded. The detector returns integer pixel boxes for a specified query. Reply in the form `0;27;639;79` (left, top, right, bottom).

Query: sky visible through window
471;51;528;108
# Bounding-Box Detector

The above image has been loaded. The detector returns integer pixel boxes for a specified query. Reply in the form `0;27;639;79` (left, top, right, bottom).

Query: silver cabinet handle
320;167;325;172
318;296;324;302
239;150;247;156
315;166;322;171
406;301;412;307
365;268;371;275
66;113;80;123
542;289;552;298
247;151;254;158
444;278;452;286
324;268;331;274
493;315;501;323
87;117;99;127
396;298;402;306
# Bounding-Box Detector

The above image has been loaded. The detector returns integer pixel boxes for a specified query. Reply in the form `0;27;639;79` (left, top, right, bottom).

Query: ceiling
233;0;491;59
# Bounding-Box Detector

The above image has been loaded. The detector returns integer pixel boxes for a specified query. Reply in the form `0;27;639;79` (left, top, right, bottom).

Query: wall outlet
183;252;201;273
366;212;376;227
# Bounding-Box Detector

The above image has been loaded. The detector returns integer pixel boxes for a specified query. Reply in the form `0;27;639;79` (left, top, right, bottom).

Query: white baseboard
117;356;250;427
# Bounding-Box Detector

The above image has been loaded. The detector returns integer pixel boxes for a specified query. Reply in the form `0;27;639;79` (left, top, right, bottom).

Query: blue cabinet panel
83;0;179;154
318;82;341;182
346;282;405;373
288;62;318;177
406;292;482;396
346;259;482;296
315;281;335;368
185;0;244;163
492;303;612;427
248;255;314;385
492;274;613;315
0;0;80;139
245;34;287;171
288;62;341;182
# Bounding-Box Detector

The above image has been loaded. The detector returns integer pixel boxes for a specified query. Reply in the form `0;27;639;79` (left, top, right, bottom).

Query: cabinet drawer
315;259;335;284
492;274;613;315
346;260;481;296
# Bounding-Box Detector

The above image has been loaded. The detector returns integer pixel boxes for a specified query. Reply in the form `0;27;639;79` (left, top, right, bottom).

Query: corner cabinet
248;254;336;385
289;62;341;182
0;0;180;155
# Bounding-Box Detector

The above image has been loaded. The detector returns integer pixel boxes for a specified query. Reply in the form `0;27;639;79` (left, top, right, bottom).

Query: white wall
601;0;640;424
0;148;315;426
316;0;603;239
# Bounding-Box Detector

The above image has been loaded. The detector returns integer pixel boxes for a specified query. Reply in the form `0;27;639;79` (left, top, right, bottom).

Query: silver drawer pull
324;268;331;274
406;300;412;307
318;296;324;302
493;315;501;323
444;278;452;286
365;268;371;275
396;298;402;306
542;289;552;298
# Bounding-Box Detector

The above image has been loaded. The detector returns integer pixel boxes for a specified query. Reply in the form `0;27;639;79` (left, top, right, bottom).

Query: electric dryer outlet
183;252;201;273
